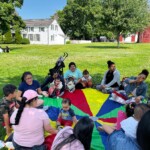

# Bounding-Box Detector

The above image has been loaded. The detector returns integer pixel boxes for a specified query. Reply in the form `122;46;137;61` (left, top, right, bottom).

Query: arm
16;90;23;101
57;113;61;119
37;88;48;97
72;116;78;124
77;69;83;83
3;113;12;136
105;71;120;88
124;76;137;84
43;120;58;134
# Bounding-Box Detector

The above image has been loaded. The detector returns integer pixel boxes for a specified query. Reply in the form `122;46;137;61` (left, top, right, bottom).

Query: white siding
48;20;65;45
21;19;65;45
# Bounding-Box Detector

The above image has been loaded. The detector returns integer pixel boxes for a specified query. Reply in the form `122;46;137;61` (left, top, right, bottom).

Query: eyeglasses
25;77;32;80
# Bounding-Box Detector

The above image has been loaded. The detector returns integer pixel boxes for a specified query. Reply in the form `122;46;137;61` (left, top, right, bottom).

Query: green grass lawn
0;42;150;148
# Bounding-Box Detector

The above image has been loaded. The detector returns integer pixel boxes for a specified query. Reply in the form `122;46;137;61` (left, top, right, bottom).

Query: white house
21;19;66;45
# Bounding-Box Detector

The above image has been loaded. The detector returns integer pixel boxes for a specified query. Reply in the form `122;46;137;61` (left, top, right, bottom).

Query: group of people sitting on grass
0;60;150;150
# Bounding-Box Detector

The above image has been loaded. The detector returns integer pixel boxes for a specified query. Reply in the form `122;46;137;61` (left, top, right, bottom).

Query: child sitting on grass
0;84;17;137
98;103;149;139
48;77;64;97
76;69;92;89
57;99;78;130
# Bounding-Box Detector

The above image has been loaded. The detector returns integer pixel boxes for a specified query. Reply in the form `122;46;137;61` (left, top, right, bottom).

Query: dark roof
24;19;54;27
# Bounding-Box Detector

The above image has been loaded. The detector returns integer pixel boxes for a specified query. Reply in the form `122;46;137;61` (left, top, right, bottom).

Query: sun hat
23;90;38;102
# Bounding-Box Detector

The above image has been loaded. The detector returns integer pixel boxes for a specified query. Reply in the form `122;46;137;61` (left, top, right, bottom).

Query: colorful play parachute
43;88;125;150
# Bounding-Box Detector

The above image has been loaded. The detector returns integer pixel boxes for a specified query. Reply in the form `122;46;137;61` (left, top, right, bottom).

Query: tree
4;28;13;43
0;0;25;37
55;0;102;40
100;0;150;48
15;30;22;44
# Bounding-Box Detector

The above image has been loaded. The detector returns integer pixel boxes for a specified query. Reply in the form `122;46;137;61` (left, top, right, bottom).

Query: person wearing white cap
10;90;57;149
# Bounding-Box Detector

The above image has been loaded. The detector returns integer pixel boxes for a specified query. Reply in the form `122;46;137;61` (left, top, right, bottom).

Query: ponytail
14;97;26;125
13;97;37;125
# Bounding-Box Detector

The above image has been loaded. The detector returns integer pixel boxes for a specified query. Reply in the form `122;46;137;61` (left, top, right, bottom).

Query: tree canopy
100;0;150;47
0;0;25;36
56;0;102;40
56;0;150;47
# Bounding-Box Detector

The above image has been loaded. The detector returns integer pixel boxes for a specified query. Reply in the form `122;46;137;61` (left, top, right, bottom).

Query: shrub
21;38;30;44
15;30;22;44
4;29;13;44
66;40;71;44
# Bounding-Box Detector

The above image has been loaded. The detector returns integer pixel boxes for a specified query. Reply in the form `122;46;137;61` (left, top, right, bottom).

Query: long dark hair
21;71;32;82
137;110;150;150
126;102;136;117
54;117;94;150
13;97;37;125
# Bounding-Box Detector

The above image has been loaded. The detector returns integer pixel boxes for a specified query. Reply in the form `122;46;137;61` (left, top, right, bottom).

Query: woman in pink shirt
51;117;94;150
10;90;57;149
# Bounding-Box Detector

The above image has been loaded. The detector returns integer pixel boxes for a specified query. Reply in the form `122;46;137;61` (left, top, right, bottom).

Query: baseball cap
23;90;38;102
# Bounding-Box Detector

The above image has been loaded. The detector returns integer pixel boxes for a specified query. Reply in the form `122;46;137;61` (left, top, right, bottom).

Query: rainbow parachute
43;88;125;150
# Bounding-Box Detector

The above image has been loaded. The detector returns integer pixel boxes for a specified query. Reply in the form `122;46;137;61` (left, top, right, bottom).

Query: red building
139;27;150;43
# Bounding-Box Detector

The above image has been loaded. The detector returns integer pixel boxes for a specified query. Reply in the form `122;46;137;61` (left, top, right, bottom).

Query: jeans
13;140;47;150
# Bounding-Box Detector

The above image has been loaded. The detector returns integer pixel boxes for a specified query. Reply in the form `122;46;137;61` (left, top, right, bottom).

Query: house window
25;27;28;32
35;34;40;41
55;25;58;31
39;27;45;32
51;24;54;30
23;34;27;38
51;35;54;41
31;27;34;32
28;34;33;41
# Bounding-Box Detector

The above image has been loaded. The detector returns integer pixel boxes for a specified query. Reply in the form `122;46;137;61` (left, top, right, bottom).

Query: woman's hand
101;85;106;89
42;91;48;97
135;96;141;104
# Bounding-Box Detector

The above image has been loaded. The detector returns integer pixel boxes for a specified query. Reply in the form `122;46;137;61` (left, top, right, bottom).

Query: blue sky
16;0;67;19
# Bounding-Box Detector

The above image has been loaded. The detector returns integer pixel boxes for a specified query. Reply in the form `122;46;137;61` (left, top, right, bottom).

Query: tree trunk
2;34;4;43
137;32;140;43
117;33;120;48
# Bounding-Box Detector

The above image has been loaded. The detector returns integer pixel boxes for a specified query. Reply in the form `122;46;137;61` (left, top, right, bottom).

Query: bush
21;38;30;44
66;40;71;44
4;29;13;44
15;30;22;44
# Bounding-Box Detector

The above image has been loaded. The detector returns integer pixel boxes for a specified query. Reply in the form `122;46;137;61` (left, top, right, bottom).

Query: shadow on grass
85;45;130;49
10;46;24;51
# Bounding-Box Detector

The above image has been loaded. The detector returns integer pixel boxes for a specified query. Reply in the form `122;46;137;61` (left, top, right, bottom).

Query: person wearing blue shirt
64;62;82;84
124;69;149;103
17;72;48;106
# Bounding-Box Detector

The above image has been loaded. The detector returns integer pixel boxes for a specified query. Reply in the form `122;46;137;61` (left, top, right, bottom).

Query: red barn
119;34;138;43
139;27;150;43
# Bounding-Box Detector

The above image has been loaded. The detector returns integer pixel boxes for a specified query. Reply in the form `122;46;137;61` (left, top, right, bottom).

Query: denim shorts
107;130;141;150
